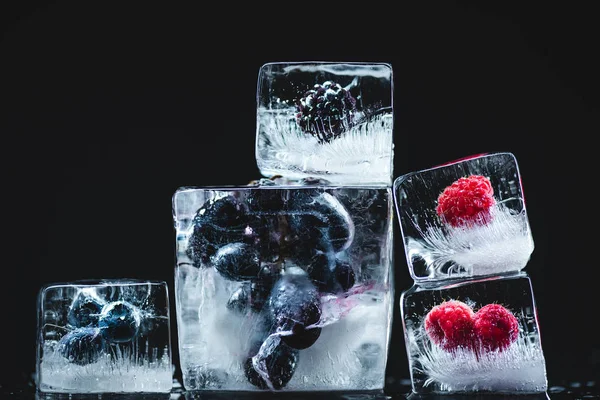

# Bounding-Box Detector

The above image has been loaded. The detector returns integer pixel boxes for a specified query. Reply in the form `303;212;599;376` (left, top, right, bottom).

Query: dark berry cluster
295;81;357;144
186;188;357;389
56;290;159;365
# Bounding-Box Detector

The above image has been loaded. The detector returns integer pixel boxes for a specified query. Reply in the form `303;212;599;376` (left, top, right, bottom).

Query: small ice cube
36;279;172;394
394;152;535;281
256;62;394;185
400;273;548;394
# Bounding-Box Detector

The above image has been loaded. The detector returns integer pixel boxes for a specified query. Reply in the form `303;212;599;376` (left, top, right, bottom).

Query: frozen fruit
67;290;105;328
227;281;272;313
436;175;496;228
424;300;475;351
98;301;141;343
244;335;299;390
473;303;519;352
268;272;322;350
295;81;357;143
212;242;263;281
288;191;354;256
58;327;105;365
186;195;249;267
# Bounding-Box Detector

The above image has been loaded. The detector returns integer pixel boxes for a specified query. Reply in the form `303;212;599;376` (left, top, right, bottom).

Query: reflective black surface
3;376;599;400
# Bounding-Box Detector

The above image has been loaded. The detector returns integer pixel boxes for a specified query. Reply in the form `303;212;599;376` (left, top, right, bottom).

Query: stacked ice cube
172;62;396;392
393;152;548;394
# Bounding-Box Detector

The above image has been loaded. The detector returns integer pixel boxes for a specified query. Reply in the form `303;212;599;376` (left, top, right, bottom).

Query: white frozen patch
175;265;392;391
256;108;393;185
413;335;547;393
407;204;534;279
288;288;391;391
175;265;251;390
39;343;172;393
281;64;391;79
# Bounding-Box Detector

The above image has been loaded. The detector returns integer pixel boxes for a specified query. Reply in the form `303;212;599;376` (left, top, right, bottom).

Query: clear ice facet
172;184;395;391
256;62;394;185
393;152;534;282
36;279;173;394
400;273;548;394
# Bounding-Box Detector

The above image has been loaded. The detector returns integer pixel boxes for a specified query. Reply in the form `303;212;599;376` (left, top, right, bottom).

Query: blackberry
295;81;357;143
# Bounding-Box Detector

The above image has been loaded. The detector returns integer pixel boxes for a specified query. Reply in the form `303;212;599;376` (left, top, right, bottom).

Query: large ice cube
36;279;172;394
393;152;534;282
256;62;394;186
400;273;548;394
172;183;395;392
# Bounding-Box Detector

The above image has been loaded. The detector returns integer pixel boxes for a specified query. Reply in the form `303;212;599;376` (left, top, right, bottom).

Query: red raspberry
473;303;519;352
424;300;475;352
436;175;496;228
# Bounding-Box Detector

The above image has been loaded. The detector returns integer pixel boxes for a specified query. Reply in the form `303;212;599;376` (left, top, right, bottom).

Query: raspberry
436;175;496;228
473;303;519;352
424;300;475;352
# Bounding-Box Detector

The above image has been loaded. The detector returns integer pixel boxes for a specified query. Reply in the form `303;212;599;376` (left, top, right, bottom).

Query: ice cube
172;184;395;391
36;279;172;394
400;273;548;394
393;152;535;282
256;62;394;186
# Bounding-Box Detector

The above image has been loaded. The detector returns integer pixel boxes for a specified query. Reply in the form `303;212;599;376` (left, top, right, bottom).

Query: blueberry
186;195;249;267
306;253;356;294
227;283;251;313
227;281;272;313
288;191;354;256
305;252;336;291
268;272;322;350
246;188;288;213
211;242;266;281
242;214;282;263
58;327;105;365
67;290;105;328
333;259;356;292
244;335;299;390
98;301;141;343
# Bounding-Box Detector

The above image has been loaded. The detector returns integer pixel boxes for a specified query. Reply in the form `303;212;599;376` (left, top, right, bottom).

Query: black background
1;1;599;395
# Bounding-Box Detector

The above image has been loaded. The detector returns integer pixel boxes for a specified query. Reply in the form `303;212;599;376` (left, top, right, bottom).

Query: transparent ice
400;273;547;394
36;280;172;394
172;184;394;391
393;152;534;282
256;62;394;186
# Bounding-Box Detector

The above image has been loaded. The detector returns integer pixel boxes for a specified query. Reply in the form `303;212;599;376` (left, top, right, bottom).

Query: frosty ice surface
393;152;534;282
401;273;547;394
172;183;394;391
36;279;172;394
256;62;394;185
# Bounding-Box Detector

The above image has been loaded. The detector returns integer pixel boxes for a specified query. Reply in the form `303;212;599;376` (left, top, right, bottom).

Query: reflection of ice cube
36;280;172;394
256;62;394;185
394;152;534;281
400;273;548;394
